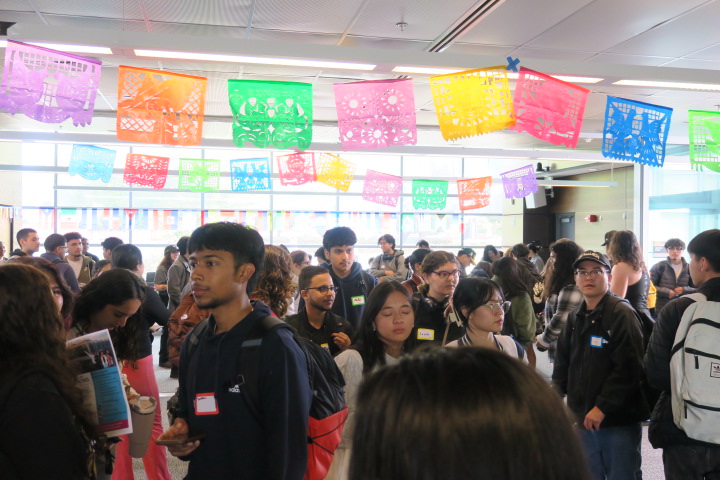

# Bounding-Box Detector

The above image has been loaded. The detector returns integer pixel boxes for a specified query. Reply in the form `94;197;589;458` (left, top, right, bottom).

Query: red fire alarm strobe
585;214;598;222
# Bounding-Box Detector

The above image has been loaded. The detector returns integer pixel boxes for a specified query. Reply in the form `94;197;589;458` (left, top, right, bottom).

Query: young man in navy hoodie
158;222;311;480
322;226;377;330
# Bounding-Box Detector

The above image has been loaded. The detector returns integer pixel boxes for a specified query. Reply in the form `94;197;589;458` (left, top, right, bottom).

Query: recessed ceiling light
135;49;377;71
392;66;466;75
0;40;112;55
507;72;603;84
614;79;720;91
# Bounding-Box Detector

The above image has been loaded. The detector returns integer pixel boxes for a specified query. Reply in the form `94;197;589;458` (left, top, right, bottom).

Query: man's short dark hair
177;236;190;256
44;233;66;252
64;231;83;242
416;239;430;249
688;229;720;273
408;248;431;270
323;226;357;250
665;238;686;250
101;237;124;251
511;243;530;258
314;247;327;262
299;265;330;291
111;244;143;271
16;228;36;243
188;223;265;293
378;234;396;249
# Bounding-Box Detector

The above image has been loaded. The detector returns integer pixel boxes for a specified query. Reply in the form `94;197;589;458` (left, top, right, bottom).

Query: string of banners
1;41;717;180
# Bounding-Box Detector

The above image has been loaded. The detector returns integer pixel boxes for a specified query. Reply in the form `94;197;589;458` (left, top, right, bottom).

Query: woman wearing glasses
448;277;526;361
411;251;464;348
327;281;416;480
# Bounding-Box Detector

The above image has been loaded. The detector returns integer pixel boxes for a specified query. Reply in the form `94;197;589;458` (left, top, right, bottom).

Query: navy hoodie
322;262;377;330
177;301;311;480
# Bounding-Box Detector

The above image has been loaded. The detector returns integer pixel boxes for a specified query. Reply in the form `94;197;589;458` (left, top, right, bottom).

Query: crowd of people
1;224;718;480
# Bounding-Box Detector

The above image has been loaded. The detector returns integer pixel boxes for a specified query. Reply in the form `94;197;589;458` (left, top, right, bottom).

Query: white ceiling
1;0;720;165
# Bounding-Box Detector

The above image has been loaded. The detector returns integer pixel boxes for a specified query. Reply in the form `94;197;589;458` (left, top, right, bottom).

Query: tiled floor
133;332;666;479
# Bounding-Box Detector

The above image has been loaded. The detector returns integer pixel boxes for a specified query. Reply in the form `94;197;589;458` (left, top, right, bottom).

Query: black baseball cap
573;251;611;270
601;230;616;247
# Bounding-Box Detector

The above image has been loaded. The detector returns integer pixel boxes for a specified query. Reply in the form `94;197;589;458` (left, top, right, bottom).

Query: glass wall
12;142;521;269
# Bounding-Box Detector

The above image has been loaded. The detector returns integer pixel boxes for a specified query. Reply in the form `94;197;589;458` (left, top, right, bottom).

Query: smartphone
156;432;207;446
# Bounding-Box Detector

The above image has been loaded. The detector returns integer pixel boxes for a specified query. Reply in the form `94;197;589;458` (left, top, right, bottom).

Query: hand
668;291;676;299
384;270;395;276
331;332;352;351
158;418;201;457
535;335;548;352
583;406;605;431
674;287;684;296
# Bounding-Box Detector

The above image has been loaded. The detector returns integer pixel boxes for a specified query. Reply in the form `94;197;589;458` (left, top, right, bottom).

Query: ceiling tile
251;0;361;34
29;0;142;20
142;0;250;27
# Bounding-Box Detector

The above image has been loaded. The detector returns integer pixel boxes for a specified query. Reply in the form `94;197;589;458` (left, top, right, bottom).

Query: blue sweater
177;302;311;479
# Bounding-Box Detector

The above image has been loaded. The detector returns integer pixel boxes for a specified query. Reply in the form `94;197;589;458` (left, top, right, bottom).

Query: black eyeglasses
305;286;339;294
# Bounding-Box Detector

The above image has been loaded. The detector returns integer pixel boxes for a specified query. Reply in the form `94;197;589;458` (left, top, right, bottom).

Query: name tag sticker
351;295;366;306
590;336;605;348
195;393;219;415
417;328;435;341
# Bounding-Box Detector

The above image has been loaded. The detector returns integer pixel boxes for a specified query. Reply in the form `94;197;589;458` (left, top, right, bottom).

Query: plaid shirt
537;284;583;348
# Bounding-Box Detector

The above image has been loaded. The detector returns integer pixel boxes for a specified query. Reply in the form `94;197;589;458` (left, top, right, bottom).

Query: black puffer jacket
649;258;696;314
410;287;464;349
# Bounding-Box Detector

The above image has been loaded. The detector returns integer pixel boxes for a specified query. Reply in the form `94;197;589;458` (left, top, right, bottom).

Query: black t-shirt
285;310;355;357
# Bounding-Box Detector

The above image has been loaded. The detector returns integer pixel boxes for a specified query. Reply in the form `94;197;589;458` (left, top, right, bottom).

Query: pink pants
112;355;171;480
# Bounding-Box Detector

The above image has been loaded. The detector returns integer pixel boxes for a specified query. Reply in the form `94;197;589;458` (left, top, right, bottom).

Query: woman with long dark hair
0;263;95;479
412;251;464;348
349;348;591;480
491;257;536;365
536;239;584;354
72;267;171;480
607;230;654;341
327;281;416;480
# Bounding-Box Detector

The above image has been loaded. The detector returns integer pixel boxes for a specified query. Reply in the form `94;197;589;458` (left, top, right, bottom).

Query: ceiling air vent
426;0;506;53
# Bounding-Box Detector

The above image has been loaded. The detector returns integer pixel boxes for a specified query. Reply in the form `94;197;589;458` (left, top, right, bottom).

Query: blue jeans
580;423;642;480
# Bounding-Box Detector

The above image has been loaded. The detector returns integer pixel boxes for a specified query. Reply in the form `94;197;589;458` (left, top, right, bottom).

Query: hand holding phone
157;418;204;456
156;433;206;446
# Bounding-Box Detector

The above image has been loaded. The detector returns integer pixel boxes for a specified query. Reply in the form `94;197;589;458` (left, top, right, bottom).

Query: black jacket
177;302;311;479
644;276;720;448
411;288;464;348
321;262;376;330
553;293;649;427
649;257;696;314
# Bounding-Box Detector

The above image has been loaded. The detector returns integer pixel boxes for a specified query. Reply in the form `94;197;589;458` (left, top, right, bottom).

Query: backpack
669;293;720;443
168;315;348;480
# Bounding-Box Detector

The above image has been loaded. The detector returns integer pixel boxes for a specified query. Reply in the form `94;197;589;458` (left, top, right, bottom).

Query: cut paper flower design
513;68;589;148
362;170;403;207
602;96;673;167
230;158;272;192
412;179;449;210
276;152;316;186
178;158;220;192
117;66;207;145
0;41;101;126
68;145;116;183
123;154;170;189
316;153;356;192
688;110;720;173
457;177;492;211
333;78;417;150
228;80;312;150
429;67;515;141
500;165;538;199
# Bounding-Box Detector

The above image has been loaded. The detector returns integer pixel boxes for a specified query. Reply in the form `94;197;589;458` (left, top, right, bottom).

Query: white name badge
195;393;219;415
590;336;605;348
417;328;435;341
351;295;366;306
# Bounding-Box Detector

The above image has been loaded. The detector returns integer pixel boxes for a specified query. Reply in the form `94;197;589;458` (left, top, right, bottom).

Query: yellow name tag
417;328;435;341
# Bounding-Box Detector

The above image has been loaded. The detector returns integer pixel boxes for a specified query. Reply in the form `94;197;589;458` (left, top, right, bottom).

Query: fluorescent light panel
134;49;376;71
613;79;720;91
0;40;112;54
393;66;466;75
